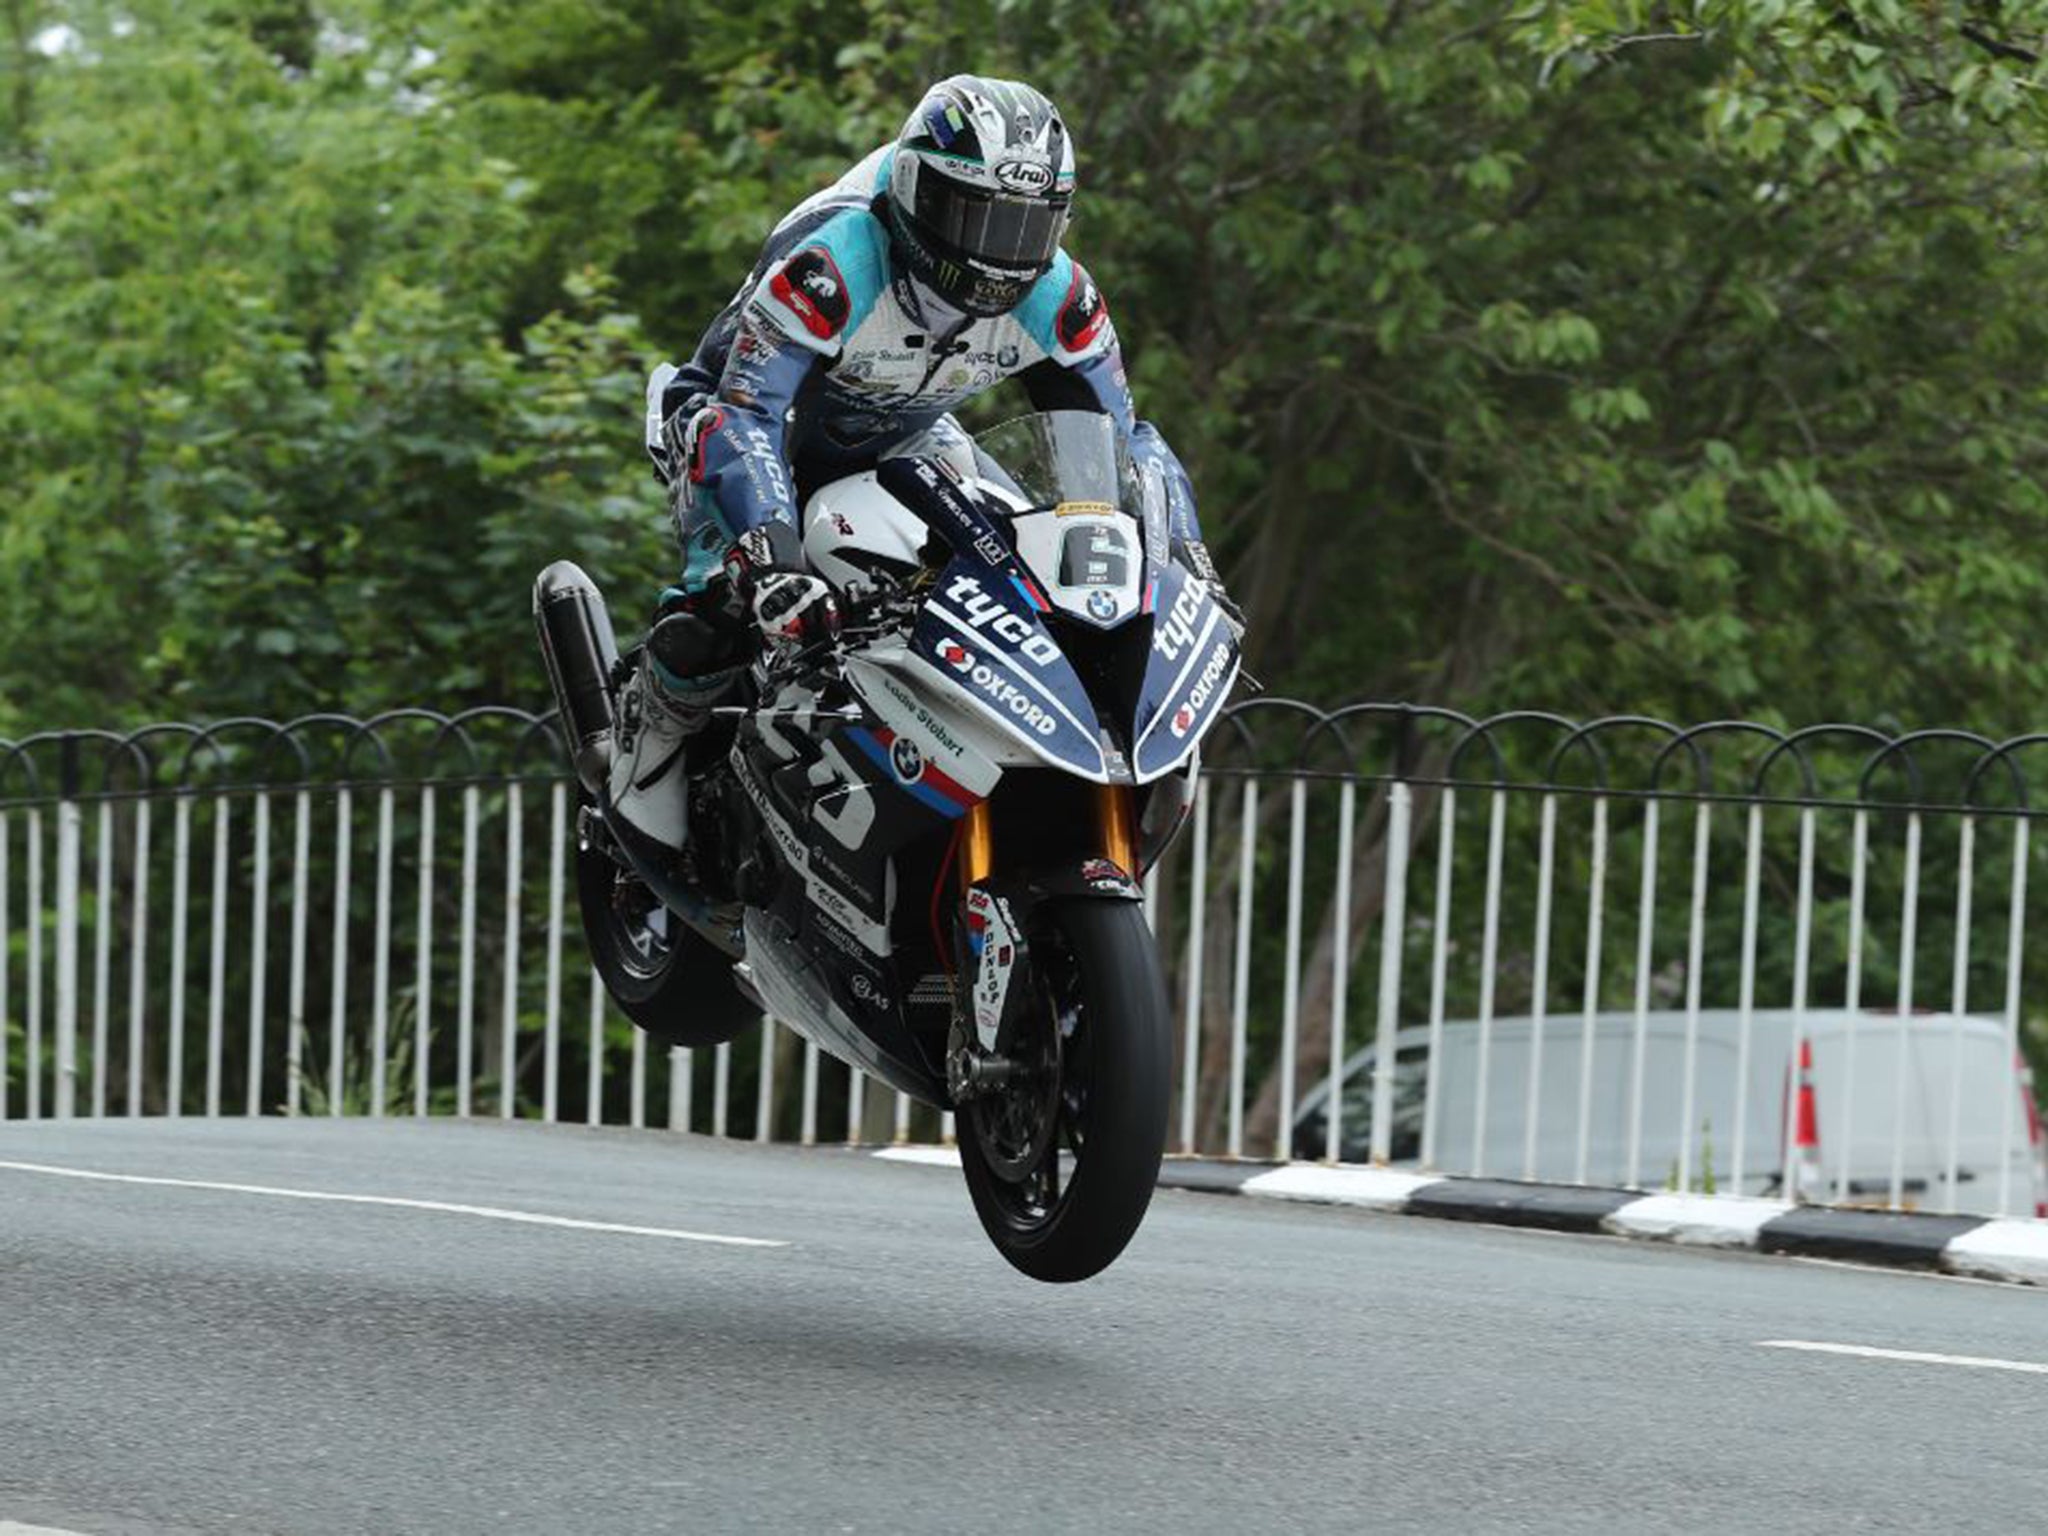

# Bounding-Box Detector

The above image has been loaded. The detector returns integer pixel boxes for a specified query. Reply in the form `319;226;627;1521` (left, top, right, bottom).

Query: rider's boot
606;607;741;853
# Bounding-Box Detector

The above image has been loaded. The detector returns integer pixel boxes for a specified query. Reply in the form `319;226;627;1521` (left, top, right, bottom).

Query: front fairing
901;552;1238;787
1127;560;1240;782
877;412;1238;785
909;559;1109;779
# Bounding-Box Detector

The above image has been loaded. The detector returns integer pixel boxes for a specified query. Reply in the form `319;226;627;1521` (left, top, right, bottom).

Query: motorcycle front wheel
957;898;1171;1283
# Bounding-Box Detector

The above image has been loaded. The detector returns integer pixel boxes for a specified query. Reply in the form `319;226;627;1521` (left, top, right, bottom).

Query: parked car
1290;1008;2046;1213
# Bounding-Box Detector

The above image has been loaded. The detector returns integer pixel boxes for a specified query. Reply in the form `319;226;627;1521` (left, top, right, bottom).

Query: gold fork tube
1097;783;1137;875
959;799;995;888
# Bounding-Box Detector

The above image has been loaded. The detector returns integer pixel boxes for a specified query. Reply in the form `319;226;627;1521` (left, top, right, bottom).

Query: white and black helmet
885;75;1076;318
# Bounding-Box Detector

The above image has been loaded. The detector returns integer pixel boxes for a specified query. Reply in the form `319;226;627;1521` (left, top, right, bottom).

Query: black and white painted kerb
872;1147;2048;1286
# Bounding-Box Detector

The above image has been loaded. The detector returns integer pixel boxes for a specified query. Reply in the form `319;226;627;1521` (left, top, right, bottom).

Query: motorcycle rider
614;74;1237;852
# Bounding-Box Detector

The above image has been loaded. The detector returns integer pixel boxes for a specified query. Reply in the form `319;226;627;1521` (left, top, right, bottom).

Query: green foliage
4;0;2048;743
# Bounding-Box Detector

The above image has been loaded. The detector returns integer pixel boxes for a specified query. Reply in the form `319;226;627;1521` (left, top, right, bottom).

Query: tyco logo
1152;580;1208;662
943;575;1061;667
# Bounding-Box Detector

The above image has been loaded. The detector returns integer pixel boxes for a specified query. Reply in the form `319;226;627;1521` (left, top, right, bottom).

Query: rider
614;74;1237;850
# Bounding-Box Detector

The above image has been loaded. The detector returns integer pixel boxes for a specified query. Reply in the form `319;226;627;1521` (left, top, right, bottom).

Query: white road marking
1790;1256;2011;1288
0;1158;788;1249
1;1523;98;1535
873;1145;962;1167
1759;1340;2048;1375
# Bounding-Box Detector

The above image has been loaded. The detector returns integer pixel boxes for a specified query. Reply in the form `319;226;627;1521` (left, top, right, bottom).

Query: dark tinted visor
915;174;1069;272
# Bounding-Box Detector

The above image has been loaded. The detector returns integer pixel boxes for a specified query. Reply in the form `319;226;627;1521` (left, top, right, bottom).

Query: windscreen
973;410;1145;516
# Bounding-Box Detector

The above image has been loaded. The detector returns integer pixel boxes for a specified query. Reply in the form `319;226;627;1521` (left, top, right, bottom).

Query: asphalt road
2;1120;2045;1535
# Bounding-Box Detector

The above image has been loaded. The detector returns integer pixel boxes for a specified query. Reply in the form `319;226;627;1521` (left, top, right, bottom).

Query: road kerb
1605;1193;1792;1247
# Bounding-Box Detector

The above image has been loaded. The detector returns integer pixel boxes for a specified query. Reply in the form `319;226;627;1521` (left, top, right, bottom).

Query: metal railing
3;705;2045;1218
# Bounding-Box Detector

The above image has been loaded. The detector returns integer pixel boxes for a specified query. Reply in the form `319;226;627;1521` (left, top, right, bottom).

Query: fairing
910;562;1109;780
859;416;1239;786
1128;562;1241;783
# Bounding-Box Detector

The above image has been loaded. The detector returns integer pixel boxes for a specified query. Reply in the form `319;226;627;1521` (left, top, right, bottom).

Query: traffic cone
1785;1038;1822;1202
2016;1053;2046;1219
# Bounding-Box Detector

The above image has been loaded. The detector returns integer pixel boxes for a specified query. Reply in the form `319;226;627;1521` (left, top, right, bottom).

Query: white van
1290;1009;2046;1216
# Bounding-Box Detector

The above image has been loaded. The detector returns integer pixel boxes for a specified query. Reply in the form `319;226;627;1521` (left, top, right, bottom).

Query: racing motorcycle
534;410;1239;1282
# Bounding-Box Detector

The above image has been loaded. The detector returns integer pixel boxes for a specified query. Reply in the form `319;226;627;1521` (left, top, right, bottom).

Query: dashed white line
0;1158;788;1249
1759;1340;2048;1375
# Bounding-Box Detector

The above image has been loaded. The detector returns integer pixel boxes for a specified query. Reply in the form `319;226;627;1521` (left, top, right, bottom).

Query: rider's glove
660;402;708;483
751;572;840;659
718;523;839;659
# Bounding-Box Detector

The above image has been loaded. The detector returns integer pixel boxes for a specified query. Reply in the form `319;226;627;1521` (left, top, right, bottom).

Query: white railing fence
3;707;2045;1219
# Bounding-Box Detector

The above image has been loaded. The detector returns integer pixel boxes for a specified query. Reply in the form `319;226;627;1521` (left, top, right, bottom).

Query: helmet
885;75;1075;318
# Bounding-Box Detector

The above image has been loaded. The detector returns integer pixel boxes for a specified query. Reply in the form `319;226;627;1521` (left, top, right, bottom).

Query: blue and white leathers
646;147;1200;590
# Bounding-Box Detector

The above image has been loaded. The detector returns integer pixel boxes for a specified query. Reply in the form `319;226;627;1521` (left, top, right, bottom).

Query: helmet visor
914;171;1069;273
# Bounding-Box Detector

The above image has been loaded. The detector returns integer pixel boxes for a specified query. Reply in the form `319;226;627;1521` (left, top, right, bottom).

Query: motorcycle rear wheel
957;898;1170;1283
576;800;755;1051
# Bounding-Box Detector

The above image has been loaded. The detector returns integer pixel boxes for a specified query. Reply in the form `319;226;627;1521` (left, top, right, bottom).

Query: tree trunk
1237;576;1515;1155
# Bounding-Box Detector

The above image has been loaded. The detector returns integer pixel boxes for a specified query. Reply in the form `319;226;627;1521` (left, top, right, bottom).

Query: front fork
954;784;1138;889
948;785;1140;1103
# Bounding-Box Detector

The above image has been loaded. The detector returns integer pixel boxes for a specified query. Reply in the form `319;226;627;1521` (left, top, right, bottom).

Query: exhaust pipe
533;560;620;794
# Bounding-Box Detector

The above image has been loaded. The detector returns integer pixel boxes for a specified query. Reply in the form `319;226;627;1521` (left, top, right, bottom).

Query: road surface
2;1119;2044;1533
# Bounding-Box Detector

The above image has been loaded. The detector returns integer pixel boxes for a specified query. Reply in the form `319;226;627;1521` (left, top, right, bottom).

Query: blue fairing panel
1132;561;1240;782
911;560;1106;779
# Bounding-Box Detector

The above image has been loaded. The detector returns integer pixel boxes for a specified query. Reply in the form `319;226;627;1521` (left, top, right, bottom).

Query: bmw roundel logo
1086;589;1118;622
890;736;925;782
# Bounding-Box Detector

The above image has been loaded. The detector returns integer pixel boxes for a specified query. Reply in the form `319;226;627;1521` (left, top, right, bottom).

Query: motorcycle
534;409;1240;1282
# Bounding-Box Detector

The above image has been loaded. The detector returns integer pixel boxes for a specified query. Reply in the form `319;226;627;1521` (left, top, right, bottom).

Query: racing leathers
610;145;1224;854
643;144;1213;604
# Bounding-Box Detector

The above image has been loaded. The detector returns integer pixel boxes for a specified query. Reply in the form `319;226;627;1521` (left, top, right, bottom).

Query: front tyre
957;899;1171;1283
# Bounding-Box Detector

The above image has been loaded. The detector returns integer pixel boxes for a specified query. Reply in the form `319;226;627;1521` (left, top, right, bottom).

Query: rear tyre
957;898;1171;1283
576;802;754;1050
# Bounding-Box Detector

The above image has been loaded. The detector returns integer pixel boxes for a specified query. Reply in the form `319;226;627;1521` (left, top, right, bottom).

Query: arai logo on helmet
994;159;1055;194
